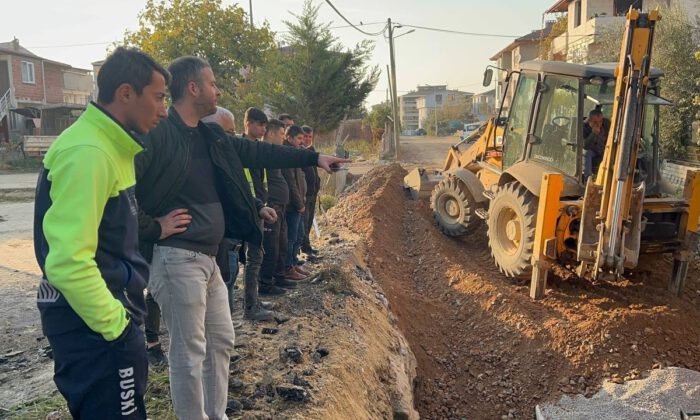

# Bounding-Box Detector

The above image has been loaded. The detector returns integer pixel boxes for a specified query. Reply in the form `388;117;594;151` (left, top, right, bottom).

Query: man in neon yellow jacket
33;47;169;419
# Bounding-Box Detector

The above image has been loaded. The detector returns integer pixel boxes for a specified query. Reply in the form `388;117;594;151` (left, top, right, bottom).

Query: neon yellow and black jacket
34;102;149;341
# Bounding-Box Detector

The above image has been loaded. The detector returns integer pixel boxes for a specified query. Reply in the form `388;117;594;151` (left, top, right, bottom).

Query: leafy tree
122;0;276;118
423;99;475;136
250;0;380;133
539;16;568;60
367;102;392;130
591;5;700;158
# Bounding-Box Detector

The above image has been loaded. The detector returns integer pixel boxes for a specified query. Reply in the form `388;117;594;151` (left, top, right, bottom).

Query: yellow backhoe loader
404;9;700;299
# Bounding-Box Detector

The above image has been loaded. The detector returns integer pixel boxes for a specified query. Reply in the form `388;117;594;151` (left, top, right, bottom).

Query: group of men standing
33;47;346;419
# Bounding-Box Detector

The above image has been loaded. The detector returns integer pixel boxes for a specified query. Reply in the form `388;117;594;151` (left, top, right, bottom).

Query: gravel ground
537;367;700;419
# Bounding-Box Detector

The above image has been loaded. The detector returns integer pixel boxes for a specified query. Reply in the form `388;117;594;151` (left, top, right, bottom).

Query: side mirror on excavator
483;68;493;87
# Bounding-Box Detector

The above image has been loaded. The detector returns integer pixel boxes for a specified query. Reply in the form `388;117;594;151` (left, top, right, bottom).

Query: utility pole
387;18;400;161
249;0;253;27
434;86;438;136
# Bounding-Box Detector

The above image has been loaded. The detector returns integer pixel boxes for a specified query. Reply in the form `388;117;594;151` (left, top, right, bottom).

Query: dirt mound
334;163;700;419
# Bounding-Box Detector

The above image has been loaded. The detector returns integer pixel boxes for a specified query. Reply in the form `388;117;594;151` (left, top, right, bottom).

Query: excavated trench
329;163;700;419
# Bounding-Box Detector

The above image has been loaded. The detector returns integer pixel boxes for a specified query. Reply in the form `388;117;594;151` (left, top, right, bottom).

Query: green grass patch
3;391;67;420
144;368;177;419
4;367;176;419
319;194;337;211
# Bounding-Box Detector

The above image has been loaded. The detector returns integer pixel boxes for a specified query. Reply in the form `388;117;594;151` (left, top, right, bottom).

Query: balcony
551;15;624;59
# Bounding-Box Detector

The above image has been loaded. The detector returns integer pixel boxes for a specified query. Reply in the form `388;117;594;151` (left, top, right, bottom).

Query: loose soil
3;161;700;419
330;163;700;419
0;197;419;419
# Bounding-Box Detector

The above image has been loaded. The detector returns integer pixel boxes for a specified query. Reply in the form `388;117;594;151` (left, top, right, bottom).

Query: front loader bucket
403;168;443;200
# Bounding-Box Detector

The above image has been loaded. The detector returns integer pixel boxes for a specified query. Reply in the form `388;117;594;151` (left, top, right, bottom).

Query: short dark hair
168;56;211;103
266;118;285;134
301;125;313;134
245;107;268;124
286;125;304;138
97;47;170;104
278;114;293;122
589;109;603;118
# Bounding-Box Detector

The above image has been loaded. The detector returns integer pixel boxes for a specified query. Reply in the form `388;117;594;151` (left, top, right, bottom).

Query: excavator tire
487;182;538;278
430;175;482;237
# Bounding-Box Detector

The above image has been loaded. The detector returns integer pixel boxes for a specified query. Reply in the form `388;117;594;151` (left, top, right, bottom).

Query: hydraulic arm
578;9;660;277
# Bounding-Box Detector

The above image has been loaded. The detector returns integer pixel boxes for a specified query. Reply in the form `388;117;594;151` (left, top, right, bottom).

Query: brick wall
11;55;44;102
43;63;64;104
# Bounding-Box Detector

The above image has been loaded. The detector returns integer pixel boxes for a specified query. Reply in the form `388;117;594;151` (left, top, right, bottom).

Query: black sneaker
259;284;286;296
274;278;298;289
244;308;276;321
147;343;168;367
301;246;318;255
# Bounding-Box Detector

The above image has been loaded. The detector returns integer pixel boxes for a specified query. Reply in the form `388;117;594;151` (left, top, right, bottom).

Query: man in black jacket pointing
134;56;348;419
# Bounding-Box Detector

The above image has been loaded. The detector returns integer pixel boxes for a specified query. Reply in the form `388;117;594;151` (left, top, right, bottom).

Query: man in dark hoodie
33;47;169;419
300;125;321;259
258;118;299;295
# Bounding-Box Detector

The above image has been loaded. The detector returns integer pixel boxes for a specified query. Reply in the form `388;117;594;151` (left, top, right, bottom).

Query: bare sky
2;0;558;107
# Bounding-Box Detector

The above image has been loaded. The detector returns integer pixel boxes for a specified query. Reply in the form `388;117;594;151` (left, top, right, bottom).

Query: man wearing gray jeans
135;56;349;419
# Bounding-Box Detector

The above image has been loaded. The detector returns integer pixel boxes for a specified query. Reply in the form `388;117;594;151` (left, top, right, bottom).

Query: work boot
259;284;286;296
285;268;307;281
244;306;275;321
274;278;298;289
301;246;318;255
295;265;311;276
146;343;168;367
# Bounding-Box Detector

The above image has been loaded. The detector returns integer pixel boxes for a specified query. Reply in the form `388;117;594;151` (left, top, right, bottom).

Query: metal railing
0;88;11;122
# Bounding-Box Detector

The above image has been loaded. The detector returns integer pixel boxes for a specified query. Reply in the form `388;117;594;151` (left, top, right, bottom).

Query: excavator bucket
403;168;443;200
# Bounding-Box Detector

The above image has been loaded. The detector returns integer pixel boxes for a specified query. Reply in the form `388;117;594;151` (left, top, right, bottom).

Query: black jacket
135;108;319;261
281;141;307;211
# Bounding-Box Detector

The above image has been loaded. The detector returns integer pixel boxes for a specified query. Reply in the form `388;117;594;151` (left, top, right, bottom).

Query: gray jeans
149;245;235;420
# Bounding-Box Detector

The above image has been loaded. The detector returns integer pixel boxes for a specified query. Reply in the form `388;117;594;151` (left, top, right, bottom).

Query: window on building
574;0;582;27
614;0;642;15
21;61;36;84
435;94;443;105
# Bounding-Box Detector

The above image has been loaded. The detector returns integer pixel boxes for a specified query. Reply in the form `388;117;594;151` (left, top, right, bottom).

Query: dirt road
0;199;55;410
348;135;456;177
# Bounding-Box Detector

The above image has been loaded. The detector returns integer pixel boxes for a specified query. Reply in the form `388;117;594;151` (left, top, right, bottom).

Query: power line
397;23;519;38
323;0;388;36
278;21;385;34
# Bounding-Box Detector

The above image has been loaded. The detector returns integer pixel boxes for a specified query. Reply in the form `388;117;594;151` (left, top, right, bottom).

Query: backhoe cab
409;9;700;299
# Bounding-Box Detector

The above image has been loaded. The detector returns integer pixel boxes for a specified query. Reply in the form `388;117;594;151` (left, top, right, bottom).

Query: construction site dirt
1;159;699;419
330;163;700;419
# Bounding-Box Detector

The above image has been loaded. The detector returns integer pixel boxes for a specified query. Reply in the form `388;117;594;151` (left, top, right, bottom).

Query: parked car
460;122;483;141
416;128;427;136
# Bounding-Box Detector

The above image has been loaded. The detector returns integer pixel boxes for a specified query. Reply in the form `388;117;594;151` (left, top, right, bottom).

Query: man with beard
135;56;349;418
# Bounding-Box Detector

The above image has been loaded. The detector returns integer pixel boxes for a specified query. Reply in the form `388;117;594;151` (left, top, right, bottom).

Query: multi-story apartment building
545;0;698;63
399;85;472;132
